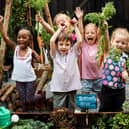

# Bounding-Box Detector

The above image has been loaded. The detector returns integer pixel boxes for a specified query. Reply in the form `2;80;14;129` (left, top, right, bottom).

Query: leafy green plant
95;112;129;129
28;0;50;35
109;47;122;62
10;0;27;26
9;119;53;129
111;112;129;129
84;2;116;66
126;58;129;70
123;101;129;112
96;114;113;129
28;0;50;13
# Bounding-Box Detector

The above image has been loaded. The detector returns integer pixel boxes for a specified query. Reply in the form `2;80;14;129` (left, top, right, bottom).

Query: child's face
17;29;30;49
55;14;70;31
111;33;128;51
57;40;71;55
84;24;97;45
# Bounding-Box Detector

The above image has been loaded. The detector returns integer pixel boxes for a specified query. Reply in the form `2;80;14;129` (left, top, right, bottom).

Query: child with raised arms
0;15;40;112
50;18;82;112
75;7;109;112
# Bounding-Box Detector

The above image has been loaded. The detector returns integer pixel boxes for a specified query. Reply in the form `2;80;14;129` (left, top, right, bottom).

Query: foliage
96;114;113;129
10;0;27;26
84;2;116;66
109;47;122;62
84;2;116;32
111;112;129;129
122;101;129;112
9;119;53;129
109;47;129;70
40;27;51;46
126;58;129;70
96;112;129;129
28;0;50;13
50;108;76;129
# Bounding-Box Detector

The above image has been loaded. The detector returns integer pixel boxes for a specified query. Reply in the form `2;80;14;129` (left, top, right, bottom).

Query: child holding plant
36;13;77;45
0;15;40;112
99;28;129;112
50;18;82;112
75;7;109;112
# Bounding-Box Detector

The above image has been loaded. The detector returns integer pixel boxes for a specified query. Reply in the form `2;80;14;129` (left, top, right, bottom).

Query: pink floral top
102;53;128;89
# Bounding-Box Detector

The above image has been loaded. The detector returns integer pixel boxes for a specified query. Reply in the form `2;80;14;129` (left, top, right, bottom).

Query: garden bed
10;111;129;129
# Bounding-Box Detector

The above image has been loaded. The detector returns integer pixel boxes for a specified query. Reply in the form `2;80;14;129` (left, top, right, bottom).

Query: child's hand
75;7;83;19
70;17;78;27
35;14;44;23
122;70;128;80
59;22;67;31
104;20;108;29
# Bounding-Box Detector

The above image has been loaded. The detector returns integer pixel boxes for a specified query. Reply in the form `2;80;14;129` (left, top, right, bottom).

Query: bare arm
104;21;110;56
36;14;55;35
0;15;16;51
32;50;40;63
50;27;63;57
75;7;84;39
72;18;82;51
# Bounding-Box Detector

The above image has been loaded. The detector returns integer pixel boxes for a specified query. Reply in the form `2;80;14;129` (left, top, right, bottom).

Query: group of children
0;6;129;112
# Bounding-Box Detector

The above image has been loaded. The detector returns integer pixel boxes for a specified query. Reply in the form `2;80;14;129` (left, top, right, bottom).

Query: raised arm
50;24;65;57
71;18;82;51
104;21;110;56
75;7;84;39
0;15;16;51
35;14;55;35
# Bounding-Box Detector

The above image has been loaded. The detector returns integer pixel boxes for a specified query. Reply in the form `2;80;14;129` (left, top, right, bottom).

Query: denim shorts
80;78;102;93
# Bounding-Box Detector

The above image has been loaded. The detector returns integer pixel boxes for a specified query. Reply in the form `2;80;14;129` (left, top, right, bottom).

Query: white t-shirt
50;45;82;92
11;46;36;82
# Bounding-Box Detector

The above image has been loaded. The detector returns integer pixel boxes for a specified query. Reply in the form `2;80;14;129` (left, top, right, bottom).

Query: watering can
0;106;12;129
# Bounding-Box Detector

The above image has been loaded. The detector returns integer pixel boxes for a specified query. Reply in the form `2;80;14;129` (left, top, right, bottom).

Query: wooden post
26;0;32;26
0;0;13;84
44;3;53;27
26;0;34;50
36;71;48;93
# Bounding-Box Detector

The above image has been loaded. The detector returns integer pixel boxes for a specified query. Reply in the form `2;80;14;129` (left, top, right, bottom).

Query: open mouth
88;37;93;41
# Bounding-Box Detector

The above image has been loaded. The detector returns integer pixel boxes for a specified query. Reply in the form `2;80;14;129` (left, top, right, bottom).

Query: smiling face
111;34;128;51
56;31;72;55
57;40;71;55
84;23;97;45
111;28;129;52
54;13;70;31
17;29;31;49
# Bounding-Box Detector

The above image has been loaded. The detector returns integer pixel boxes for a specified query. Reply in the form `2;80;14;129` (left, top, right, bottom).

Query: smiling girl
0;15;40;112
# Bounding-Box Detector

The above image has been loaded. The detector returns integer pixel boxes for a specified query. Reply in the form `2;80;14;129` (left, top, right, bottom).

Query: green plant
10;0;27;26
96;114;113;129
108;47;122;62
122;101;129;112
28;0;50;35
84;2;116;66
111;112;129;129
9;119;53;129
126;58;129;70
95;112;129;129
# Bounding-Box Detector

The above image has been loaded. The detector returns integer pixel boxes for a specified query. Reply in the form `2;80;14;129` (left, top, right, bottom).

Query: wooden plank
44;3;53;27
0;0;13;84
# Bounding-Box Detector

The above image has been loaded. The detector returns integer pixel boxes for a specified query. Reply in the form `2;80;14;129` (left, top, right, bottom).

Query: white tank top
11;46;36;82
